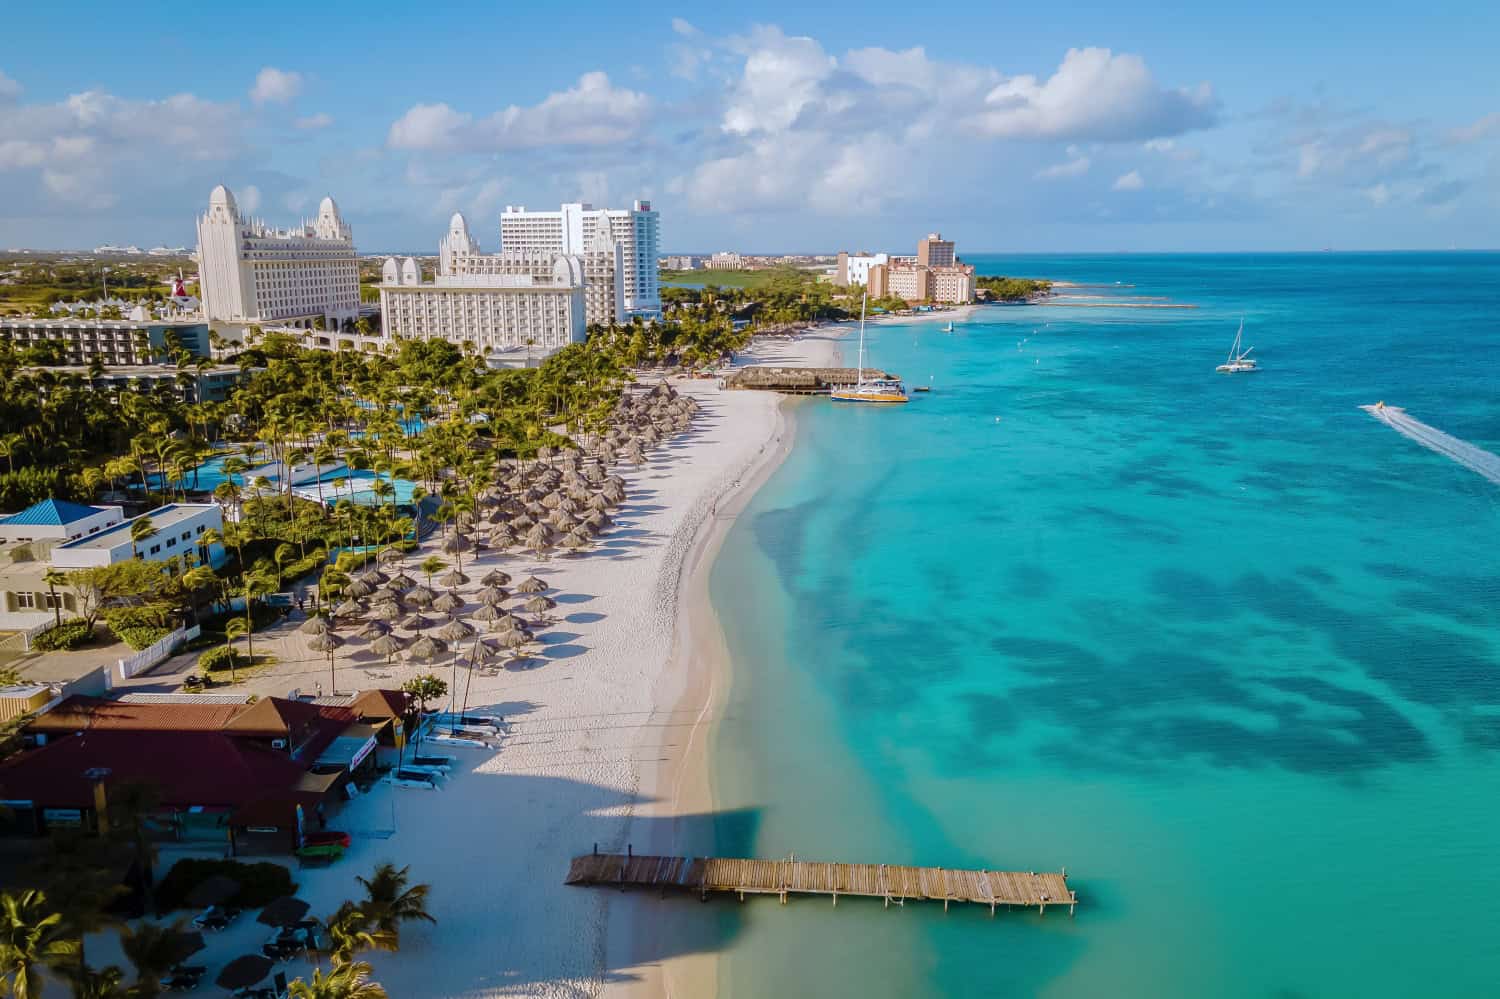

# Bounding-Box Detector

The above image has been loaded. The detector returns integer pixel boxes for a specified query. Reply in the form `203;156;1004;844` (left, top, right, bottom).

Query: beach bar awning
314;723;379;770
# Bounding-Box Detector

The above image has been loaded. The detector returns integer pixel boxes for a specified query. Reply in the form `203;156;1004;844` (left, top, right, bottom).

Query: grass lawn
660;267;822;290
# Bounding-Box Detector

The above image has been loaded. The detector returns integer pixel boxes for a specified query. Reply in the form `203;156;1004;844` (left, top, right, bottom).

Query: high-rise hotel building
195;185;360;328
499;201;659;316
380;216;588;366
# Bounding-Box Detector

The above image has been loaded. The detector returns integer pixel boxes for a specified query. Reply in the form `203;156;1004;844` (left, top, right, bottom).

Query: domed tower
381;257;401;285
439;212;479;276
314;195;351;240
401;257;421;286
197;184;253;321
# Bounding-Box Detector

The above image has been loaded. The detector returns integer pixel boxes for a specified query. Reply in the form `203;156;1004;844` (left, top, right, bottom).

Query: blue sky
2;1;1497;252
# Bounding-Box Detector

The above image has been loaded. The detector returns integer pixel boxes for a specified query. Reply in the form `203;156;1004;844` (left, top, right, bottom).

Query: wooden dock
566;850;1076;916
724;366;899;395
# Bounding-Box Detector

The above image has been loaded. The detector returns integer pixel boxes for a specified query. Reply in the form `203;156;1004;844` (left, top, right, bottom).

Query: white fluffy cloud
387;72;649;151
0;84;247;212
1449;112;1499;144
295;112;333;130
721;27;835;135
1111;170;1145;191
976;48;1216;141
1037;155;1091;179
250;67;303;106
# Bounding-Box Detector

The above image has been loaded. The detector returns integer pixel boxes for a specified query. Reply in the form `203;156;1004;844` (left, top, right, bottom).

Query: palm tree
287;961;387;999
274;543;296;586
42;570;67;628
128;516;156;561
118;919;187;998
322;903;391;966
0;890;80;999
60;963;127;999
418;556;444;589
355;864;435;945
223;618;248;681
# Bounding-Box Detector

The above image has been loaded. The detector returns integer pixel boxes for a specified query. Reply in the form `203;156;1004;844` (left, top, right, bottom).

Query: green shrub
115;625;173;651
102;603;177;632
155;858;298;911
198;645;246;672
31;621;93;651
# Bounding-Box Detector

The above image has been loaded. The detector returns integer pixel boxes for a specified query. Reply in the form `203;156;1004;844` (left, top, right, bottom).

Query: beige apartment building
865;231;973;305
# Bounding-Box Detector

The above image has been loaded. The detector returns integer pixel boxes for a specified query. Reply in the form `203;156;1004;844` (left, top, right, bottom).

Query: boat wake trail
1362;405;1500;486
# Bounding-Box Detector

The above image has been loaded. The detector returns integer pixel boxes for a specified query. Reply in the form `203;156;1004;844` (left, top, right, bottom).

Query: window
166;537;176;547
181;531;191;541
149;544;161;555
16;592;37;609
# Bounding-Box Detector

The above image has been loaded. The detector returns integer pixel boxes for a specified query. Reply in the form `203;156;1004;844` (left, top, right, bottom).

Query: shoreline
601;331;843;999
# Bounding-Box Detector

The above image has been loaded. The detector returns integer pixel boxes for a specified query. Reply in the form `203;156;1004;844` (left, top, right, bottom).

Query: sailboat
942;321;955;333
830;294;909;403
1215;318;1258;373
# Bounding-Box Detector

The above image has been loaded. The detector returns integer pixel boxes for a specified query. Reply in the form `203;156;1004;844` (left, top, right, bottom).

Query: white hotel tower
500;201;659;316
195;185;360;328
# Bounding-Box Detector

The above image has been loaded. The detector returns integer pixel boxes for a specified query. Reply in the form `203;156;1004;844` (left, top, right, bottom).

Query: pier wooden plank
569;853;1076;916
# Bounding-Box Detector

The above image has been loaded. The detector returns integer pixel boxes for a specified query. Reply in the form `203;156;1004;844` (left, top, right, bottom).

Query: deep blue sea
706;253;1500;997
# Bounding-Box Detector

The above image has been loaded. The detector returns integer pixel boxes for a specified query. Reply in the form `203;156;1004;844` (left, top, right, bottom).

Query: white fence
2;618;63;653
118;624;201;680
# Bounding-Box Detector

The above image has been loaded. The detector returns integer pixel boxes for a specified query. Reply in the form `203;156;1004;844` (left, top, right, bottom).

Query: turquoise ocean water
705;253;1500;997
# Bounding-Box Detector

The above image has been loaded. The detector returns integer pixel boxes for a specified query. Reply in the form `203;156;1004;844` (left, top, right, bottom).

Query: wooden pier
724;366;899;395
566;850;1076;916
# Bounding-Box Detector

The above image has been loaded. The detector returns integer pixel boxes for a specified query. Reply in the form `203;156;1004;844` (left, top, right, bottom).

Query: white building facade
500;201;659;316
836;251;890;287
440;214;623;329
196;186;360;328
49;504;225;570
379;254;587;366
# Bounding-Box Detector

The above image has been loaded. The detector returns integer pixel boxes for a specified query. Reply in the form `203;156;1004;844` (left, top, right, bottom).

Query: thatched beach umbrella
432;591;464;615
216;955;273;992
481;569;512;587
389;572;416;591
369;632;407;664
405;584;435;607
523;595;557;615
438;569;470;588
332;599;364;619
487;527;515;549
442;533;473;555
584;510;611;532
516;576;548;594
355;568;387;587
370;597;404;621
356;619;391;640
401;612;439;633
489;612;529;633
477;585;508;606
299;615;333;636
344;577;375;599
310;631;345;692
257;896;311;928
186;874;239;909
510;513;535;530
437;618;475;642
559;532;589;551
406;634;447;663
379;546;406;565
472;602;505;624
524;523;553;556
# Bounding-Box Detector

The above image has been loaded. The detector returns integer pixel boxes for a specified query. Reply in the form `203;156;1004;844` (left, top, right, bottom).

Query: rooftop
27;695;245;734
0;498;113;527
54;503;219;553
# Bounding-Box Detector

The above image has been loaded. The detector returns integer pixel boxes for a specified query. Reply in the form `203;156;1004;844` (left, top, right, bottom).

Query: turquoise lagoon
706;254;1500;997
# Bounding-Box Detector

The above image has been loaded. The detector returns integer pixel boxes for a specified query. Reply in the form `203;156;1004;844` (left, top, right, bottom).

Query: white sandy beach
139;331;846;998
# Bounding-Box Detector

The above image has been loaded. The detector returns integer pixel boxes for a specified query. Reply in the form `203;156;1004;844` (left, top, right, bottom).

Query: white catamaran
830;294;908;403
1216;318;1258;373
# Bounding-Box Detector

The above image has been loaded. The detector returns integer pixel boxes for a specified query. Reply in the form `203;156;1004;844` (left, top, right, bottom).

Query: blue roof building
0;499;124;545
